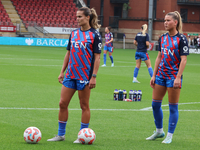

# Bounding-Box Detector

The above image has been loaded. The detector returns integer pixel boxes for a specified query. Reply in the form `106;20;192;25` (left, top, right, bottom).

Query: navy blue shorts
135;52;150;61
63;78;89;90
155;75;182;88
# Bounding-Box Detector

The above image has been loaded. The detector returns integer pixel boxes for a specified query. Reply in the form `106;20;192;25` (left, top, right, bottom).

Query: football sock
168;103;179;134
148;67;153;77
103;53;106;65
133;67;139;78
109;56;114;63
80;122;89;130
167;132;173;138
152;99;163;129
156;128;164;134
58;121;67;136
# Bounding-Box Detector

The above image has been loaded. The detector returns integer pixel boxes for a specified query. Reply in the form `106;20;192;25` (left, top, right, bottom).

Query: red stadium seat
9;0;80;28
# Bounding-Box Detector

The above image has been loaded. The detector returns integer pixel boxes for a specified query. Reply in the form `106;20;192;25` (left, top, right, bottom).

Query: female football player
133;24;153;83
146;11;189;144
47;7;102;143
102;26;114;67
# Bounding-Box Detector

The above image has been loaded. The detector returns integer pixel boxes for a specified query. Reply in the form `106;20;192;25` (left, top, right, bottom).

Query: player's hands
173;77;181;89
89;77;96;89
58;73;64;84
150;76;155;88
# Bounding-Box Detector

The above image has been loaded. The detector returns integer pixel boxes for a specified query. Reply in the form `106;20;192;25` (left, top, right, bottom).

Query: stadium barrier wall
189;48;200;54
0;37;69;47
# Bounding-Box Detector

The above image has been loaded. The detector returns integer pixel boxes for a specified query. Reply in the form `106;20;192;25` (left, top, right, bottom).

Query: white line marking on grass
115;61;135;64
0;64;62;67
0;106;200;111
0;58;62;61
140;102;200;111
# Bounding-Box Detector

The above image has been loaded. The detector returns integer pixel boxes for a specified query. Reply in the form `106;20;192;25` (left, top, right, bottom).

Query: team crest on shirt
183;46;189;53
86;35;90;39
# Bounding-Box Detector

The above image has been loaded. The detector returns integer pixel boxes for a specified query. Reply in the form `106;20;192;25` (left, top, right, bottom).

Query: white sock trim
167;132;173;138
156;128;163;133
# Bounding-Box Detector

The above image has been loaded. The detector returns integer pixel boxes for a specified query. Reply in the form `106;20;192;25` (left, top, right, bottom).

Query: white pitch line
0;107;200;112
140;102;200;111
0;58;62;61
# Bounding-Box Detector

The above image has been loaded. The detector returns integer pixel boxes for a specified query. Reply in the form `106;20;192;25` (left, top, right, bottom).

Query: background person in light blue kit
133;24;153;83
102;26;114;67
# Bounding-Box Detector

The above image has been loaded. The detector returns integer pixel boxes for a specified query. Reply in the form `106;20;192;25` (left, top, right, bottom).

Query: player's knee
136;65;140;68
59;100;68;109
80;101;89;111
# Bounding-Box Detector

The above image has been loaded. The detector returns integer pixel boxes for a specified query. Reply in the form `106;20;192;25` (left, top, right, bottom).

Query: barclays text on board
0;37;69;47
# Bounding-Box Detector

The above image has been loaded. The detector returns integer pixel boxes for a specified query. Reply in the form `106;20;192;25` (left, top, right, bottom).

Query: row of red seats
0;17;11;22
0;12;9;16
11;0;78;28
22;18;76;24
21;15;76;22
12;0;73;3
18;12;76;18
0;1;14;26
16;7;77;13
14;2;76;8
24;22;78;28
0;21;13;26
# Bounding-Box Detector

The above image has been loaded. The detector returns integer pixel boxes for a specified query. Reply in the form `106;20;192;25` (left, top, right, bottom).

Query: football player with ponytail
47;7;102;143
146;11;189;144
133;24;154;83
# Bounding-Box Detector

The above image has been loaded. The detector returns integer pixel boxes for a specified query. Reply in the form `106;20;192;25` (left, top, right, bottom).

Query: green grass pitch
0;45;200;150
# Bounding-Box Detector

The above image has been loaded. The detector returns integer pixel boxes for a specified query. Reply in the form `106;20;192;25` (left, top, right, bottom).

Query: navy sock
148;67;153;77
133;67;139;78
58;121;67;136
109;55;114;63
152;99;163;129
103;54;106;65
80;122;89;130
168;103;179;134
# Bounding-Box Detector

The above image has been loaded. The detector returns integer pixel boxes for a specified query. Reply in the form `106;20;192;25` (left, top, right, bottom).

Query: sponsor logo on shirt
98;43;102;50
162;47;174;56
183;46;189;53
71;41;87;49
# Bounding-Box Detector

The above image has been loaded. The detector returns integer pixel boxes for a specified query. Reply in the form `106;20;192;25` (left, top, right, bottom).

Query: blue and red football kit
63;28;102;90
155;32;189;87
103;32;114;66
104;32;113;52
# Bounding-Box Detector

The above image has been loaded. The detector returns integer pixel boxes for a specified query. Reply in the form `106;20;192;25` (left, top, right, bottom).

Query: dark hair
78;7;101;29
166;11;183;33
107;26;111;31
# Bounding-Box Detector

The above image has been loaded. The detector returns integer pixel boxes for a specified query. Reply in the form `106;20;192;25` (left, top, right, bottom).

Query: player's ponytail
174;11;183;33
90;8;101;29
141;24;147;35
78;7;101;29
166;11;183;33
